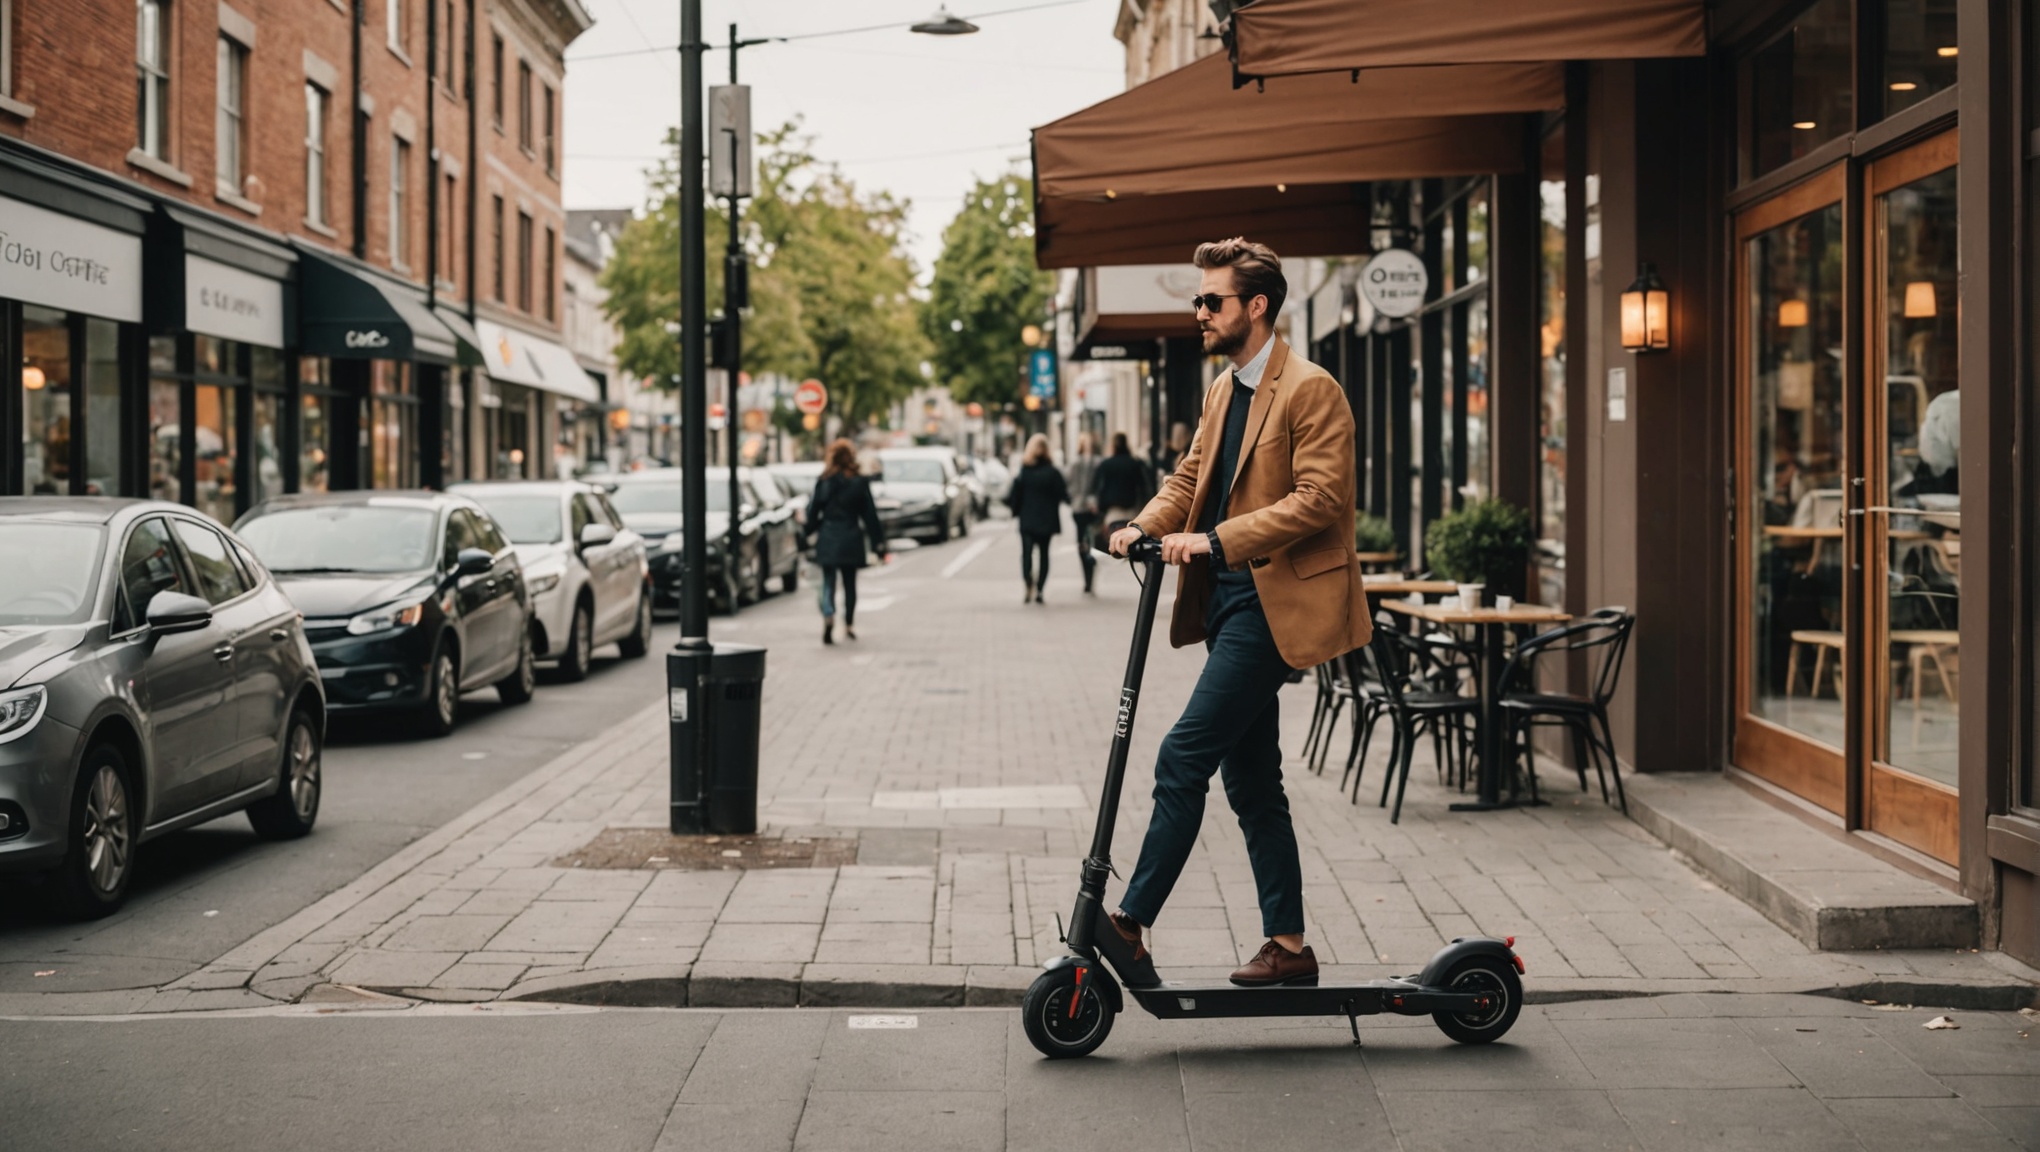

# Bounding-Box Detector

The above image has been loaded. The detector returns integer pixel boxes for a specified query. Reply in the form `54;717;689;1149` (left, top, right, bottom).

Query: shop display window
1741;0;1854;180
21;305;72;495
85;318;121;495
1879;0;1957;117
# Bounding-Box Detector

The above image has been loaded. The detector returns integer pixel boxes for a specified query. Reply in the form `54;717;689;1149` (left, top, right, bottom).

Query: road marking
848;1014;918;1029
940;534;998;579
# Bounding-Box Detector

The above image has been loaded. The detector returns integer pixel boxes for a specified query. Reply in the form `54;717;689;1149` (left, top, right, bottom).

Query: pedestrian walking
1005;433;1069;604
804;438;888;645
1091;430;1154;539
1106;237;1368;987
1066;432;1102;595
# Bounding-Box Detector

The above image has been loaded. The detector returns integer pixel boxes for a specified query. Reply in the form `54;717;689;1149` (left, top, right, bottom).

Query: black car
608;467;802;612
236;492;536;737
875;448;973;544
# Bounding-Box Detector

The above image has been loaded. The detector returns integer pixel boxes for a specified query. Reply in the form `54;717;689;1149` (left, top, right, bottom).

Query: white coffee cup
1495;595;1515;613
1456;583;1482;611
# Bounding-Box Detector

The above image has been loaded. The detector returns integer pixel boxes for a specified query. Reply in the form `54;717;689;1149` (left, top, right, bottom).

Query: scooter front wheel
1022;966;1115;1058
1431;955;1523;1044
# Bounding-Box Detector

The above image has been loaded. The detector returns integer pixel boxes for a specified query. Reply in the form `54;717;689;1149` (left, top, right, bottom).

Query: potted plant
1354;513;1397;555
1423;499;1534;600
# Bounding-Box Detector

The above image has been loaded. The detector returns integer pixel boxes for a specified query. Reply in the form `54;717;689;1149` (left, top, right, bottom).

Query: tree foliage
922;172;1053;408
600;124;927;432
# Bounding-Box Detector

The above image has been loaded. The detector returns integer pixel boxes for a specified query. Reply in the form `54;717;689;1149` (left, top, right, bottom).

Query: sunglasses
1190;293;1240;314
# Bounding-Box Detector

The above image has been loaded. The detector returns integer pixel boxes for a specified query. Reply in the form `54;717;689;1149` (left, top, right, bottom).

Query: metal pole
725;23;743;605
678;1;708;648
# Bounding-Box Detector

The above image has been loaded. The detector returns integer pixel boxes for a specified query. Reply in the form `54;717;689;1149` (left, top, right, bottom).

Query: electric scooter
1021;536;1526;1059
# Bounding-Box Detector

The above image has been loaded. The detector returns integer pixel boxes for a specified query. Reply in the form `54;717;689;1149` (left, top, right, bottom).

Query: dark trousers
818;565;858;622
1120;575;1304;938
1020;531;1052;589
1073;511;1099;589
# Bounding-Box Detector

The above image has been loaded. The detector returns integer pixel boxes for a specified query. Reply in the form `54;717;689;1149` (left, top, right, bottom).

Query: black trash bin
667;642;767;834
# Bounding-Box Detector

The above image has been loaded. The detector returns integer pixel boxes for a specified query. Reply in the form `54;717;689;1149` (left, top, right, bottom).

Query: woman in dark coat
803;438;888;644
1005;433;1069;604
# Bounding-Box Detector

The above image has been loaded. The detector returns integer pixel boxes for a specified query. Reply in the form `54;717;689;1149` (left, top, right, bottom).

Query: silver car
0;499;325;918
450;481;654;680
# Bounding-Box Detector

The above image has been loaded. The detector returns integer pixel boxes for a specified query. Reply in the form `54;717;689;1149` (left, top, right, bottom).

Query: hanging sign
0;196;143;322
1358;248;1428;320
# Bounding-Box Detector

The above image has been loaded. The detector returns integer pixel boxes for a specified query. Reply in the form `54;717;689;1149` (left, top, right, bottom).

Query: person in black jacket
803;438;888;644
1005;433;1069;604
1090;431;1155;536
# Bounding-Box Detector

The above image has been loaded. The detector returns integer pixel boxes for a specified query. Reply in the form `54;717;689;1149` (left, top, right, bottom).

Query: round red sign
794;379;828;416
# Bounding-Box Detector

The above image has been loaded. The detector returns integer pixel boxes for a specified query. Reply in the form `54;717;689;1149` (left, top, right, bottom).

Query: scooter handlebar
1122;536;1164;564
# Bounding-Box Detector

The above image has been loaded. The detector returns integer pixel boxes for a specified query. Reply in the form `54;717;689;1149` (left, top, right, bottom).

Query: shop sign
345;329;392;349
1359;248;1427;320
185;255;284;347
0;196;143;322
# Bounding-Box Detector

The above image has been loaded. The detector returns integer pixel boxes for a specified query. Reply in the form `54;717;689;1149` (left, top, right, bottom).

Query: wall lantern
1620;262;1670;353
1903;280;1938;319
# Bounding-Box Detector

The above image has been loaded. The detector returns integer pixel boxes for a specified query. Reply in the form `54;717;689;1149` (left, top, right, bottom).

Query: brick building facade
0;0;594;517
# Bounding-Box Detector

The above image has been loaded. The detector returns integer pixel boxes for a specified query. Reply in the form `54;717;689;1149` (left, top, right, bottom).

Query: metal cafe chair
1362;619;1482;824
1495;608;1636;813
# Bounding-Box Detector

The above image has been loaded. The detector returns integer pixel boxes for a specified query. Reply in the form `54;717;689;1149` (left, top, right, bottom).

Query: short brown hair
1193;237;1286;321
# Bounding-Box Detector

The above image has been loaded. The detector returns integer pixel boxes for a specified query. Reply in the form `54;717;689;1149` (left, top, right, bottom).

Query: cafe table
1355;551;1404;574
1382;598;1572;811
1360;576;1458;607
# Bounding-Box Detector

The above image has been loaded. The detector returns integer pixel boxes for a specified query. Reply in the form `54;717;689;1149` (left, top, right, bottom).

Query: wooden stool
1892;629;1959;748
1786;630;1845;698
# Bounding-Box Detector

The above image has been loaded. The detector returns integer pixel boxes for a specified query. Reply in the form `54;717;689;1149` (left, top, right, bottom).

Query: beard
1201;315;1249;357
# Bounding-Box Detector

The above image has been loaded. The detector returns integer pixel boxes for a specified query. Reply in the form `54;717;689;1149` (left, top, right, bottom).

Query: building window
216;36;247;195
136;0;172;158
1739;0;1853;182
542;85;555;175
387;0;407;55
441;171;458;283
491;195;505;300
443;1;457;86
306;83;328;224
2;0;15;101
543;225;556;321
490;34;504;127
517;60;532;152
516;210;533;311
391;137;411;268
1879;0;1958;117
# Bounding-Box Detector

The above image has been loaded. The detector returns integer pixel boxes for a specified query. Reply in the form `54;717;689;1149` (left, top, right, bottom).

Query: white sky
560;0;1128;278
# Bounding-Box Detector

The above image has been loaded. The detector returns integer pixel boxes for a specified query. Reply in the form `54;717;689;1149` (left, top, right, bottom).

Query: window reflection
1881;0;1958;116
22;305;72;495
1741;0;1853;180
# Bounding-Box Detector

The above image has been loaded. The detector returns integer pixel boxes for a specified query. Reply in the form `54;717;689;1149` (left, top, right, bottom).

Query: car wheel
559;600;593;682
934;515;951;544
755;544;773;602
959;511;972;538
416;643;461;738
781;560;799;594
248;709;321;840
48;745;136;920
618;587;653;658
497;627;537;704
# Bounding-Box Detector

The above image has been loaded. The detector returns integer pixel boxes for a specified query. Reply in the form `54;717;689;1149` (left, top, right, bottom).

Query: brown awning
1032;52;1552;267
1229;0;1705;78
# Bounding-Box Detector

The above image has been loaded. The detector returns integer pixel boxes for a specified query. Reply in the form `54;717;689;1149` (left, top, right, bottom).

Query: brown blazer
1131;338;1371;669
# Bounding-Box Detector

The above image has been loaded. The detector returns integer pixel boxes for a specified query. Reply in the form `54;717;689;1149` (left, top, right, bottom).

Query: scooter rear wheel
1022;967;1115;1058
1431;955;1523;1044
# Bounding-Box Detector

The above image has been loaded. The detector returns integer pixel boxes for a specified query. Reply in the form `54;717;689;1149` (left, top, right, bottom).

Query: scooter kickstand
1346;1011;1363;1048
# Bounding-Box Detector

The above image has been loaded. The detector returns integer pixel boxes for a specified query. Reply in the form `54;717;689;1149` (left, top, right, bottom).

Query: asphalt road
3;997;2034;1151
0;621;683;998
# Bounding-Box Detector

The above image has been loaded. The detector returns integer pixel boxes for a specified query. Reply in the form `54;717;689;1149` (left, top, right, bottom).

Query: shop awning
294;244;460;364
434;306;486;368
475;318;602;403
1225;0;1705;79
1073;265;1204;359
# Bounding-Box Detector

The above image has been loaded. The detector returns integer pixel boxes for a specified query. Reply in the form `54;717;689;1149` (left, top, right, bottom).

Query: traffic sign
1028;349;1057;400
794;378;828;415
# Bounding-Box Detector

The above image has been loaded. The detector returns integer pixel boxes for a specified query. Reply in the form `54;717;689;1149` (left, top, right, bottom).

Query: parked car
235;491;535;738
971;455;1014;509
450;481;653;681
0;498;325;918
767;461;823;528
608;467;802;613
874;447;973;543
955;458;991;518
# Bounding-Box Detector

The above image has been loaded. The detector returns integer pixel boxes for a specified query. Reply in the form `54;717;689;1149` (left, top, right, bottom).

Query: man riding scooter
1107;236;1373;987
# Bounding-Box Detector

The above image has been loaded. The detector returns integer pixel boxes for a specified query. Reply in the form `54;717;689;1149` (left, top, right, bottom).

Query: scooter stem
1068;540;1166;953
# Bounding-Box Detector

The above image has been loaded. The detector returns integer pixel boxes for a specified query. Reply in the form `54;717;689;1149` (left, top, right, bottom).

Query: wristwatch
1207;530;1227;568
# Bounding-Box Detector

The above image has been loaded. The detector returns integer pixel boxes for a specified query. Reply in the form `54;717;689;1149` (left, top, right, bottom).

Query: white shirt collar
1232;335;1275;390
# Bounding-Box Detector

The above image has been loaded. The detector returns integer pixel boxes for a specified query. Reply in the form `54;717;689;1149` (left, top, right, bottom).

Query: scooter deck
1123;978;1491;1020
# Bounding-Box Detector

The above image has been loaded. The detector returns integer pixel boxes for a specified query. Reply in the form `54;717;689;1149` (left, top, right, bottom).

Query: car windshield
881;459;946;485
608;483;729;517
772;469;820;496
467;494;562;544
239;506;439;573
0;523;104;626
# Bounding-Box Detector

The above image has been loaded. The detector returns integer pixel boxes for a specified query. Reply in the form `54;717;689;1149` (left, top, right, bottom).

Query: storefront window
1464;185;1488;284
193;383;237;523
21;306;72;494
85;319;121;495
252;347;283;502
1880;0;1957;117
149;376;180;504
1747;202;1845;746
1464;296;1490;503
370;360;419;488
443;369;468;483
300;392;330;492
1741;0;1854;181
1537;127;1567;606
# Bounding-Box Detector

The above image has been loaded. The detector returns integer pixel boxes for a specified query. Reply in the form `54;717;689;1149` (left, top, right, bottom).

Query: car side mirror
146;591;214;635
579;522;617;549
455;547;495;577
740;503;757;520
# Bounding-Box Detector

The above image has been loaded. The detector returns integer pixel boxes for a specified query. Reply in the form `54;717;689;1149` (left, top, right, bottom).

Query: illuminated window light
1936;46;1957;57
1890;81;1918;91
1792;120;1817;130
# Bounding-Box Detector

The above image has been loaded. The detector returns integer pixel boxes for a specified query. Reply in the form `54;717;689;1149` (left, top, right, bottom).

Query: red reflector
1506;936;1516;948
1512;954;1526;974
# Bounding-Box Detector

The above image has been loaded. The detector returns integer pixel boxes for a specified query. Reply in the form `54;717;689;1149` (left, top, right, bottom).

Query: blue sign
1028;349;1057;400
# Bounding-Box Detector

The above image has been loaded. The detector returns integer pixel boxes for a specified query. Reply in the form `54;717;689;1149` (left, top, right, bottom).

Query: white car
451;481;652;680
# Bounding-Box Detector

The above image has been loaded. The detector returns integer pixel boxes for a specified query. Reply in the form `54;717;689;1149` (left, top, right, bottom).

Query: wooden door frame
1859;128;1962;864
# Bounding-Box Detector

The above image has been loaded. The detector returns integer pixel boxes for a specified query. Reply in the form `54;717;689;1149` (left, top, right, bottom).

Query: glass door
1736;166;1849;811
1861;130;1960;863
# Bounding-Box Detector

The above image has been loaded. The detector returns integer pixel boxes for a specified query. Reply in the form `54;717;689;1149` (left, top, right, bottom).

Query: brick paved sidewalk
41;518;2032;1015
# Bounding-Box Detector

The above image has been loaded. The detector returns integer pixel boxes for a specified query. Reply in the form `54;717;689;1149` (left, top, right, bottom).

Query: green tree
923;172;1053;408
601;125;926;434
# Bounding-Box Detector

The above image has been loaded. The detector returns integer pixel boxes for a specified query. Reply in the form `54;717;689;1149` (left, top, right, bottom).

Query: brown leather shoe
1108;910;1150;962
1230;940;1318;987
